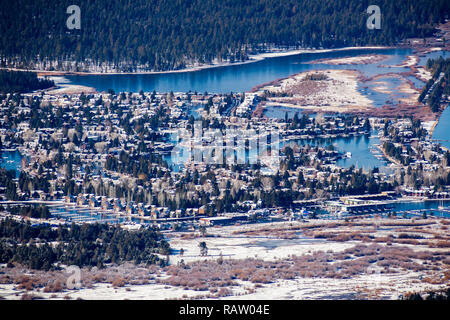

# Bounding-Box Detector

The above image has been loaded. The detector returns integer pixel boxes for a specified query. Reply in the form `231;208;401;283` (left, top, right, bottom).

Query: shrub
249;269;274;284
17;276;37;291
43;280;64;293
429;240;450;248
217;287;232;297
20;293;42;300
112;277;126;287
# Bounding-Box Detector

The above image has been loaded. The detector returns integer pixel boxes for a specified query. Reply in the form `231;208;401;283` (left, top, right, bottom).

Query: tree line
4;205;51;219
0;70;54;93
0;169;17;200
0;0;448;72
0;218;171;270
418;57;450;112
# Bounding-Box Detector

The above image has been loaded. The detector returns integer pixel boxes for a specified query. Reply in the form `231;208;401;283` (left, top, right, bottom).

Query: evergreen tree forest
0;0;448;72
418;57;450;112
0;70;54;93
6;205;51;220
0;218;171;270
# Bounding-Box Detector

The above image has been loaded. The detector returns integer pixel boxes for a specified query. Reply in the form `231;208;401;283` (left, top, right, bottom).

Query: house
113;199;123;213
175;209;184;218
89;197;99;208
64;195;75;203
138;205;148;217
37;190;47;201
151;208;159;220
126;203;135;215
101;197;113;210
77;194;87;206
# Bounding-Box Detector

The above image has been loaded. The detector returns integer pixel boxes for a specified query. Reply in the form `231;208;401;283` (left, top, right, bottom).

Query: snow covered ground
1;219;448;300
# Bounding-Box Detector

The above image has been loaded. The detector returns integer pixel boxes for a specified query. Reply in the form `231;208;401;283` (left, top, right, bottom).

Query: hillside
0;0;448;72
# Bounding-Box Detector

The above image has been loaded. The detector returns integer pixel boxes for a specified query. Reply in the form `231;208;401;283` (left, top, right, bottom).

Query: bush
43;280;64;293
217;287;232;297
112;277;127;288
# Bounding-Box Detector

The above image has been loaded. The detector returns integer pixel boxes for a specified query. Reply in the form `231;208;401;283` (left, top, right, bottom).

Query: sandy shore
371;81;392;94
414;66;433;82
44;85;97;95
378;55;419;68
365;73;421;105
42;76;97;95
425;120;439;136
309;54;391;65
254;69;374;114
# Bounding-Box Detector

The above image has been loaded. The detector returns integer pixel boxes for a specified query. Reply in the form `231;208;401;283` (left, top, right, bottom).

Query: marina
1;196;449;226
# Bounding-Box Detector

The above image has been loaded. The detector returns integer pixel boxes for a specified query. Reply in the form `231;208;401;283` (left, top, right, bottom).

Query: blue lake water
0;150;23;178
264;107;316;120
407;75;425;89
433;105;450;150
165;129;389;172
66;48;413;94
418;50;449;67
392;200;450;212
286;132;389;171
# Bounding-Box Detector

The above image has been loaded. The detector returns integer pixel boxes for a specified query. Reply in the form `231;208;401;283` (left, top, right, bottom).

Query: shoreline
308;54;391;66
430;106;450;153
377;144;402;167
428;105;449;149
1;46;392;77
429;118;440;136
